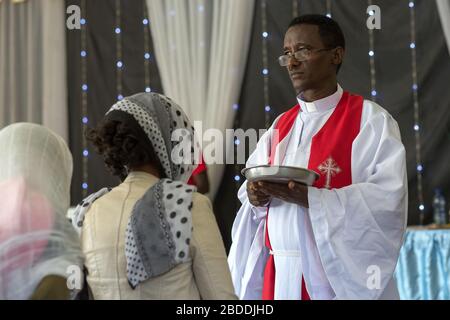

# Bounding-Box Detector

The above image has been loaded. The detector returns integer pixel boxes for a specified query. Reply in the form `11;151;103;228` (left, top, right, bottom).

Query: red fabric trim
308;92;363;189
268;105;300;165
187;155;206;186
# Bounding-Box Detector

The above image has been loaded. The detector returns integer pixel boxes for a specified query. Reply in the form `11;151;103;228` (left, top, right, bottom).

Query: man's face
283;24;341;94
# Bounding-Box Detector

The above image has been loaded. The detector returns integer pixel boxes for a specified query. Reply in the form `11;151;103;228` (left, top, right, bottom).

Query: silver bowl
241;165;319;186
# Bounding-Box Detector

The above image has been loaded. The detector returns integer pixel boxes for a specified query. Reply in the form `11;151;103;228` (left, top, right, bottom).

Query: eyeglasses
278;47;334;66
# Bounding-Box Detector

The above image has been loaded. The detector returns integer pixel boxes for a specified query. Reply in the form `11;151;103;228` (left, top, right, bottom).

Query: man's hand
247;181;272;207
256;180;309;208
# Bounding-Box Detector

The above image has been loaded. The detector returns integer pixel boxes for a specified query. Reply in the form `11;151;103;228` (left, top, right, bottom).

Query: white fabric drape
146;0;255;198
0;0;68;141
436;0;450;56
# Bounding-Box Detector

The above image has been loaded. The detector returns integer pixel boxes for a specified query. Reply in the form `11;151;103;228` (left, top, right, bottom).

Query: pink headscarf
0;177;54;274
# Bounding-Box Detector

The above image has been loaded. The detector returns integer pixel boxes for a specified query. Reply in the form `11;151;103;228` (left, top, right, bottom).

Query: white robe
228;85;408;300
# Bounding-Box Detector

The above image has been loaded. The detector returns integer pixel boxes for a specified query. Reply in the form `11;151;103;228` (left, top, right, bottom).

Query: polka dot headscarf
107;92;199;182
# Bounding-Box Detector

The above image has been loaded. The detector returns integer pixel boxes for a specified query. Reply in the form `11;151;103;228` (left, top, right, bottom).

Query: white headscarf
0;123;83;299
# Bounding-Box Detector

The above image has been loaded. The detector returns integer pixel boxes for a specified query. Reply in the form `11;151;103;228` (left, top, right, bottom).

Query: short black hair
288;14;345;72
86;116;166;181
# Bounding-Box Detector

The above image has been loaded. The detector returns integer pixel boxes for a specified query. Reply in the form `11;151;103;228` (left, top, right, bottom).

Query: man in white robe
228;14;407;300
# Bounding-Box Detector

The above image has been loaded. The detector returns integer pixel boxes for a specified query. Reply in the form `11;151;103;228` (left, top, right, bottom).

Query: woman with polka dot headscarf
71;93;236;300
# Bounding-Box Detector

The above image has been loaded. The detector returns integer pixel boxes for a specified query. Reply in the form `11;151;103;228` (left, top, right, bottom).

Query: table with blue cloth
395;227;450;299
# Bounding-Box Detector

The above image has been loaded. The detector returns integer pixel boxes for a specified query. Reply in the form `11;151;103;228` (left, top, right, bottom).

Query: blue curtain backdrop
396;229;450;300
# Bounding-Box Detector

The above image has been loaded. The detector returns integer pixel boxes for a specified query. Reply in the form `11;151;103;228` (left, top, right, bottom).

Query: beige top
81;171;237;300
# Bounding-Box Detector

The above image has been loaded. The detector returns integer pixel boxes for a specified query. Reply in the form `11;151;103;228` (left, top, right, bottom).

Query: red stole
262;91;363;300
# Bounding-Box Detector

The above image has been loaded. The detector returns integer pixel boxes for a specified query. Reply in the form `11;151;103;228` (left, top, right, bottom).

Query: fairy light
408;0;425;222
367;0;377;101
292;0;299;18
326;0;331;17
261;0;271;128
233;102;242;190
115;0;123;103
143;0;152;93
80;0;88;197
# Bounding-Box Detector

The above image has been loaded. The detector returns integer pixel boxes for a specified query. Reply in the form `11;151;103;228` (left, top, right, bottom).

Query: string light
115;0;123;104
233;99;242;191
80;0;88;197
292;0;299;18
143;0;151;94
233;0;249;189
326;0;332;18
261;0;271;129
367;0;377;102
408;0;425;223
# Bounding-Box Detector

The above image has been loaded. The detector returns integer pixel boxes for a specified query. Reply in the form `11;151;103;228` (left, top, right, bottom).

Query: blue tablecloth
395;228;450;299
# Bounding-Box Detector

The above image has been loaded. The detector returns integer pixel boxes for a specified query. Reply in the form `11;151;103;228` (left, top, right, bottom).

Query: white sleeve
237;117;281;222
228;120;277;299
307;108;408;299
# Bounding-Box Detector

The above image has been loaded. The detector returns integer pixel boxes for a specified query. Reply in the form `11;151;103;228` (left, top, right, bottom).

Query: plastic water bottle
432;188;447;225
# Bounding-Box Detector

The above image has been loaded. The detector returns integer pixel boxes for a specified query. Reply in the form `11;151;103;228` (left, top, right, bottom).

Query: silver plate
241;165;319;186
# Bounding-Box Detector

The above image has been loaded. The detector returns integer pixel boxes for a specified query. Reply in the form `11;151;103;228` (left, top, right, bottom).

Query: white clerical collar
296;84;343;113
